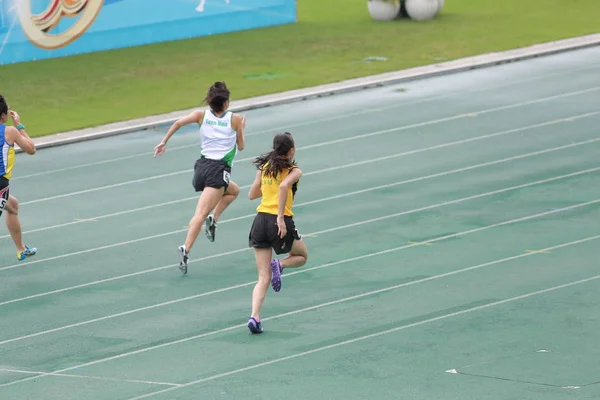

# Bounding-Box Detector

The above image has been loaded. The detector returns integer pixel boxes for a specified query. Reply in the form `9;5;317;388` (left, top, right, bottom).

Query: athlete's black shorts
192;157;231;192
0;177;9;217
249;212;302;255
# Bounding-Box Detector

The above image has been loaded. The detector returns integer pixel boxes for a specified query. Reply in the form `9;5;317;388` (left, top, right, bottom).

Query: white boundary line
0;368;180;387
9;108;599;237
17;87;600;206
1;135;598;277
2;218;598;390
12;60;600;182
2;135;599;275
6;113;592;236
6;132;593;239
0;170;598;345
124;235;600;399
21;34;600;152
8;111;600;238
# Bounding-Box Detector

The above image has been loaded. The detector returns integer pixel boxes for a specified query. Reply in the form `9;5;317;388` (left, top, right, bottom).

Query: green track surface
0;47;599;399
1;0;599;137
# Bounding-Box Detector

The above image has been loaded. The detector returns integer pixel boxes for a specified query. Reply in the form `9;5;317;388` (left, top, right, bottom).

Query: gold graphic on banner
19;0;105;50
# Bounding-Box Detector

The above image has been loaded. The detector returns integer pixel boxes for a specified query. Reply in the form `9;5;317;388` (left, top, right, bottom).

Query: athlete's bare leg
269;238;307;292
251;247;273;322
280;239;308;269
212;181;239;222
184;187;224;253
204;181;239;243
248;240;307;333
5;195;25;252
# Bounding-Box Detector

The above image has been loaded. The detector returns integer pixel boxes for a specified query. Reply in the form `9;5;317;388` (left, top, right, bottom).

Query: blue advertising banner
0;0;296;65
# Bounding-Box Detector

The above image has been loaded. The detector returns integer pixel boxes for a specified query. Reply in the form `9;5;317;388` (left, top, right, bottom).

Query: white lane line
14;62;600;182
0;368;181;387
284;114;600;177
1;177;598;346
12;141;195;181
9;119;600;271
5;110;599;240
3;128;599;273
3;223;599;391
18;87;600;206
0;135;597;280
123;246;600;400
0;229;185;272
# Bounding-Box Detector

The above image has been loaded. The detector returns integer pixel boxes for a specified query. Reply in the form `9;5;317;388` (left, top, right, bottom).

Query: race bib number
0;186;8;211
223;171;231;184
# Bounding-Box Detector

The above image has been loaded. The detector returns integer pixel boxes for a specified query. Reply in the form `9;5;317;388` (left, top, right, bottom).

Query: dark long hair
0;95;8;118
253;132;296;178
203;81;230;114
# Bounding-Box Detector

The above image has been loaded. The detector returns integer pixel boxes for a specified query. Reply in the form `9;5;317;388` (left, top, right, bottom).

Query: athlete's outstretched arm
248;170;262;200
154;110;203;156
276;168;302;238
232;113;246;151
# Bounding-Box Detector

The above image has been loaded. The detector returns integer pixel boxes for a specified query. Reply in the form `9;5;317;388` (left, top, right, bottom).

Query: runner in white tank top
199;108;238;166
153;82;246;274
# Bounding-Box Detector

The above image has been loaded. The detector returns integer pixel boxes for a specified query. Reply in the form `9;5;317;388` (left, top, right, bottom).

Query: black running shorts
192;157;231;192
0;177;9;217
249;212;301;255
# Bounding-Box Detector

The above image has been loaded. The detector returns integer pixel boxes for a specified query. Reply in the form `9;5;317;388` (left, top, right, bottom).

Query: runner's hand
9;111;21;126
277;216;287;238
154;142;166;157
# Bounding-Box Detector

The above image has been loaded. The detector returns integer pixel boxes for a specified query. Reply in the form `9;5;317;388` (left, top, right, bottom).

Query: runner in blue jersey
153;82;246;274
0;95;37;260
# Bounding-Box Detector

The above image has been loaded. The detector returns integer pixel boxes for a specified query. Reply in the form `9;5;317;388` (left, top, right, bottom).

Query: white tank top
199;110;237;166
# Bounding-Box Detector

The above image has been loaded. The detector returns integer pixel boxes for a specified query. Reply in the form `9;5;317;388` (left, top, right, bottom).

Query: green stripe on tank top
221;145;237;167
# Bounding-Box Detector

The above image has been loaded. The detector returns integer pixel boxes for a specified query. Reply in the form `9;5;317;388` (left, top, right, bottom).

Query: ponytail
253;132;296;178
203;81;230;113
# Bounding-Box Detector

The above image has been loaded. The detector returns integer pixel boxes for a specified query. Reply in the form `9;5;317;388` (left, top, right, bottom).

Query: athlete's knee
189;206;210;225
5;195;19;215
225;182;240;198
289;252;307;267
190;212;209;227
297;254;308;266
291;241;308;265
257;268;271;286
257;273;270;285
193;198;218;223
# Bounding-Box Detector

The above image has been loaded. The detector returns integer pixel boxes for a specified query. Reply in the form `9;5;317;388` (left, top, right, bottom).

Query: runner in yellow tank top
255;163;297;217
247;132;308;334
0;95;38;261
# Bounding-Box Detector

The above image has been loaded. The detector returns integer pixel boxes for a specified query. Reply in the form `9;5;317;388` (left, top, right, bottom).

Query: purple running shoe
247;317;263;334
270;258;283;292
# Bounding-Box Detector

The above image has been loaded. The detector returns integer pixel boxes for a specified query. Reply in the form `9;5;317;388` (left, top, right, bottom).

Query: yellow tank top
0;124;15;180
256;164;299;217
